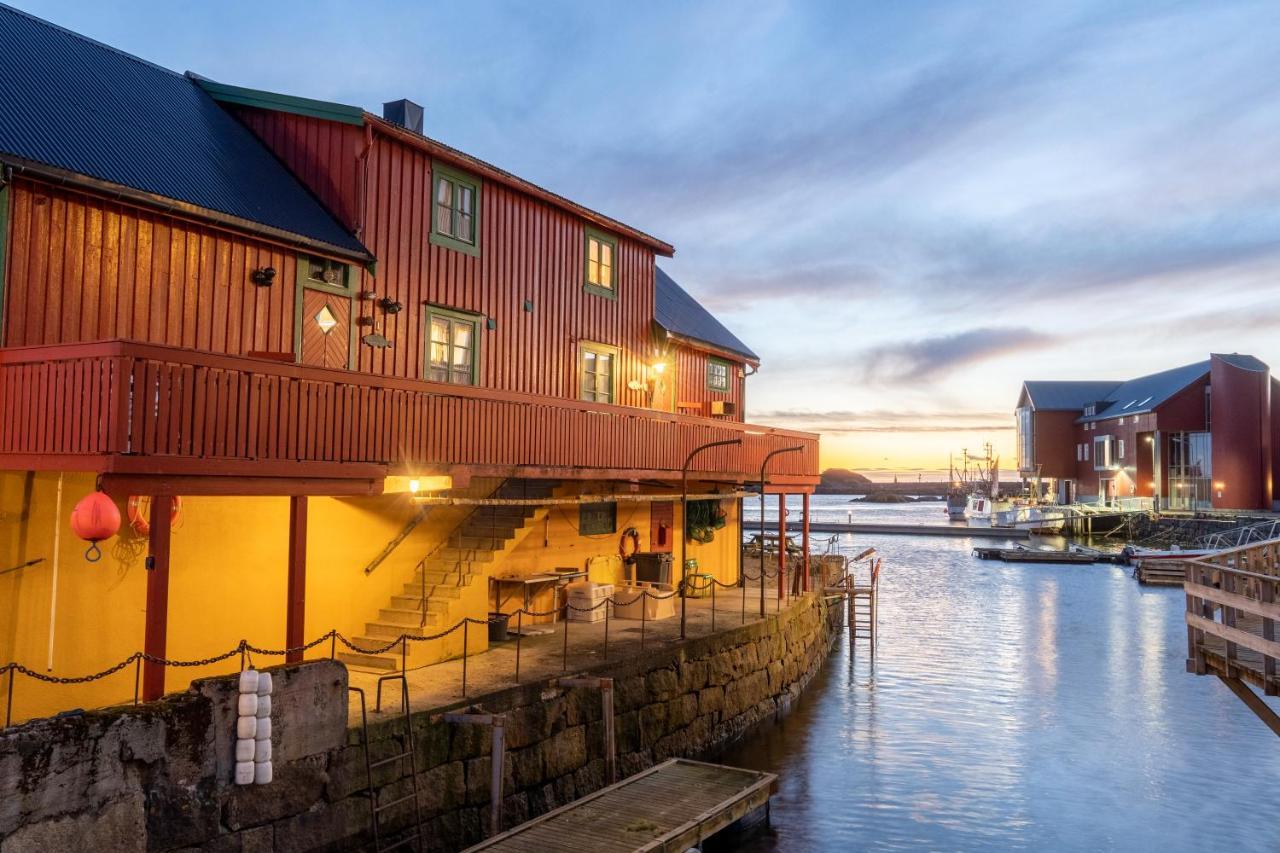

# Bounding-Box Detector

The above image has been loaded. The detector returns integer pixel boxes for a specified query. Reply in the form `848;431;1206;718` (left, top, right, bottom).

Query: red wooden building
0;7;817;715
1016;354;1279;511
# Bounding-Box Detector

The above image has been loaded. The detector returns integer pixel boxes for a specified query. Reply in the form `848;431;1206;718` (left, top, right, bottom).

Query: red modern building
1016;354;1279;511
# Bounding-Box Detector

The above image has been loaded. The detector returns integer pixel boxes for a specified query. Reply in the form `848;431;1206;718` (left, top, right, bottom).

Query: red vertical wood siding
672;343;745;421
2;179;298;355
233;107;658;406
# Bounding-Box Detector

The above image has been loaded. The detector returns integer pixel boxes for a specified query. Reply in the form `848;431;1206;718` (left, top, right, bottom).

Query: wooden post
286;496;308;663
777;493;786;601
142;496;172;701
801;492;811;593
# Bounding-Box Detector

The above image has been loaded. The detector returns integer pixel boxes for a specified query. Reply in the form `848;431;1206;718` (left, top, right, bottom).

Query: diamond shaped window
314;305;338;334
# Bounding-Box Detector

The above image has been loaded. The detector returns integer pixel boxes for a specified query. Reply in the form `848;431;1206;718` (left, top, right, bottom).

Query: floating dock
973;546;1124;565
464;758;775;852
786;521;1032;540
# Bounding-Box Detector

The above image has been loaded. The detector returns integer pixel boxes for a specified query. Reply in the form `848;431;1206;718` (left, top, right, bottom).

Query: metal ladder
348;675;424;852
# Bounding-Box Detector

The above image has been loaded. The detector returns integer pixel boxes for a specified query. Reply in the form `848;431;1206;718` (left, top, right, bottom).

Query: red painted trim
286;496;307;663
142;495;172;701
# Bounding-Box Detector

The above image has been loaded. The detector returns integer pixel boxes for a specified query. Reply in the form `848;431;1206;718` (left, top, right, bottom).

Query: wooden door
650;501;673;553
299;288;352;369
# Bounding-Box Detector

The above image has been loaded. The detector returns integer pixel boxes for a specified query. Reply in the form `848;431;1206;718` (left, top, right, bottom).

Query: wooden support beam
142;496;172;701
101;474;382;497
1216;673;1280;737
286;496;308;663
777;493;786;602
801;492;810;594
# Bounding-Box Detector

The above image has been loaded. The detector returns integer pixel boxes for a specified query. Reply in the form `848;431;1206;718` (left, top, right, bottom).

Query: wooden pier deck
463;759;775;852
786;521;1032;539
972;546;1120;565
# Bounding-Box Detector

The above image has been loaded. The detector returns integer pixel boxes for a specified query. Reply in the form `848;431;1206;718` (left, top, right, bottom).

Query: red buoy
70;491;121;562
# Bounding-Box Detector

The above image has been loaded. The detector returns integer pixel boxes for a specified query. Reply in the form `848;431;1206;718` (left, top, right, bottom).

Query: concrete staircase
338;480;558;671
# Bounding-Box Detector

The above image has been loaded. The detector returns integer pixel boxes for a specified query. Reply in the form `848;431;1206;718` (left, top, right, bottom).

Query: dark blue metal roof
1021;380;1121;411
0;4;367;257
1022;359;1217;422
655;267;758;362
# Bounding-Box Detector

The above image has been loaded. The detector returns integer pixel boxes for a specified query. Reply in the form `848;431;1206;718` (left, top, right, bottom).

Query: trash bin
488;612;510;642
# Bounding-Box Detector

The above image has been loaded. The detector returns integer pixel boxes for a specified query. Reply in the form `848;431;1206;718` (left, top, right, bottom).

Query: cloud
851;328;1055;384
750;409;1015;434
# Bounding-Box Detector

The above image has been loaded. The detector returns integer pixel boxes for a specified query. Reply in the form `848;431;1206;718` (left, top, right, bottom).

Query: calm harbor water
725;498;1280;852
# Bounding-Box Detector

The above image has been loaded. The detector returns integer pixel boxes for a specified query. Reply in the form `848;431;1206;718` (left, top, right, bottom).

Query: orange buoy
70;491;121;562
127;495;182;537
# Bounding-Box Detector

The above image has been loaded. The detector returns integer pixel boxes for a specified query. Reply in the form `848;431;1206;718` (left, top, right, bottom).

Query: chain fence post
329;631;336;660
4;665;13;728
640;592;647;652
711;578;716;633
462;621;469;698
562;604;570;674
604;598;610;661
133;657;142;705
515;610;523;682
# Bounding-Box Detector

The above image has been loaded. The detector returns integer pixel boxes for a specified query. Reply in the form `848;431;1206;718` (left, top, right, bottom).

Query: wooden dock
786;521;1032;540
972;546;1116;565
464;758;775;852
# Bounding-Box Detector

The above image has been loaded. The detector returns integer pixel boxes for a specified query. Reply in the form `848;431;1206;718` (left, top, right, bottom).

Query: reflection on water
721;500;1280;852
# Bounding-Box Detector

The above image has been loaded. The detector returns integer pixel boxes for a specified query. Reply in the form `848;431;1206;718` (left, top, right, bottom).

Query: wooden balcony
1181;540;1280;735
0;340;819;490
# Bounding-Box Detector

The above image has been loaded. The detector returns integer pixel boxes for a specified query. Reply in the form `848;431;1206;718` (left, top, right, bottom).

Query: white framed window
1118;439;1125;460
579;341;618;403
1084;442;1090;462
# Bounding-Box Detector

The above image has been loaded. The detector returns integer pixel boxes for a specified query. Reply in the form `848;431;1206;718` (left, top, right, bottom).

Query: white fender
236;715;258;739
238;669;259;694
255;695;272;718
256;672;273;695
237;693;259;717
234;760;255;786
255;717;272;741
254;761;273;785
254;737;272;763
235;738;256;763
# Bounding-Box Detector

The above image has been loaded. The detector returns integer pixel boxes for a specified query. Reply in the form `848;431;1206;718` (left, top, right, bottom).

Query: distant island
814;468;872;493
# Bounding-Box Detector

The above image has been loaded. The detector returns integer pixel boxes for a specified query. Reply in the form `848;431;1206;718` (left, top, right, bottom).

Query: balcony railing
0;340;818;483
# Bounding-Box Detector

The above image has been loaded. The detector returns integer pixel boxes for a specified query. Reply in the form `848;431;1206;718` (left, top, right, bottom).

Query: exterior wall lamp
250;267;276;287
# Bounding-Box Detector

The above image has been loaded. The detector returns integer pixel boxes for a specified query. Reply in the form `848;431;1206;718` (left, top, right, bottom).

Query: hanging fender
127;496;183;537
619;527;641;564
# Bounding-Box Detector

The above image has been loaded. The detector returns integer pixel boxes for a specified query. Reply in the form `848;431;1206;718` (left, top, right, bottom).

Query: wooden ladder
349;676;424;852
847;557;881;654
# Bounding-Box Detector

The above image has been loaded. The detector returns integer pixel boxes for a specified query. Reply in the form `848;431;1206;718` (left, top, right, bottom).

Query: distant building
1015;354;1278;511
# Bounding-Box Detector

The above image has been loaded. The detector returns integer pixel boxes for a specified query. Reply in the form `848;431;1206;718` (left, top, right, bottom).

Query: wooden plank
1187;612;1280;663
1215;674;1280;738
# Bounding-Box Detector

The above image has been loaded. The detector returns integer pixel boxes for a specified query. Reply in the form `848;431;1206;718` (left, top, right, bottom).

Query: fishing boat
956;445;1067;533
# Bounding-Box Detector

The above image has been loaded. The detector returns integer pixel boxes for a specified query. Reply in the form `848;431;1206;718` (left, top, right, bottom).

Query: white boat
1124;544;1213;564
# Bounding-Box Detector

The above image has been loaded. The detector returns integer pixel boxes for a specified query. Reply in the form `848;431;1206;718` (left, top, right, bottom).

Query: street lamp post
680;438;743;640
759;445;806;618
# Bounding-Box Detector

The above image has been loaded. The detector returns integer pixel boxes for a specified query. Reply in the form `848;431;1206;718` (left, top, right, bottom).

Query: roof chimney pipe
382;99;423;134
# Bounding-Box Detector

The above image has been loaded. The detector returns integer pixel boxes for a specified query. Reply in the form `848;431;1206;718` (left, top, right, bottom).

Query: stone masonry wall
0;594;842;852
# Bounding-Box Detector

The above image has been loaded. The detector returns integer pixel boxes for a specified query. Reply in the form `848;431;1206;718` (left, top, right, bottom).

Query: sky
19;0;1280;479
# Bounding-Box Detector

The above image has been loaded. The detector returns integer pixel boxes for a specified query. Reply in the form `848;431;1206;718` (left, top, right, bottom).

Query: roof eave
190;75;365;126
2;155;373;263
661;328;759;366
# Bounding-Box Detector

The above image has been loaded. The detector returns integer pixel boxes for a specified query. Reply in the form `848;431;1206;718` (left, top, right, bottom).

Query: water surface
722;500;1280;852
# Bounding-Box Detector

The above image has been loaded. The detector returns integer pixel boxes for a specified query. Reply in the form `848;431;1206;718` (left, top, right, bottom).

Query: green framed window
299;255;352;294
706;358;730;392
579;502;617;535
579;341;618;404
425;306;482;385
430;162;482;257
584;227;617;298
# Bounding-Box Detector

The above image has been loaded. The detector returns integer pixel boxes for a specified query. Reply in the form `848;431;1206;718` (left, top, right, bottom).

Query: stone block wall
0;595;842;852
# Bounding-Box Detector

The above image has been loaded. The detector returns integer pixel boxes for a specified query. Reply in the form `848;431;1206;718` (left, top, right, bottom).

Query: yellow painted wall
495;484;742;618
1;472;741;723
1;471;146;722
0;473;496;724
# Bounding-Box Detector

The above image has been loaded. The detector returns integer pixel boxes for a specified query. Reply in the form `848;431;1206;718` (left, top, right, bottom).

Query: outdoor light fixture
250;267;276;287
651;361;667;375
378;297;404;314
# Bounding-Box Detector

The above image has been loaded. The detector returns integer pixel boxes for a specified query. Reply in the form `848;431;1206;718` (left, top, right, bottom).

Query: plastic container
567;582;613;623
611;582;676;621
